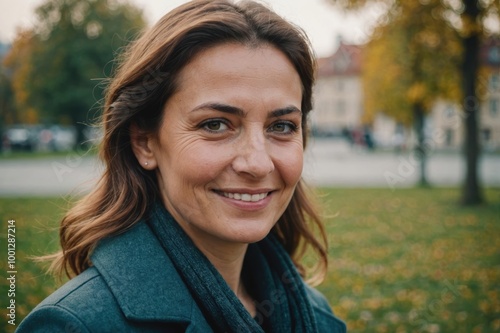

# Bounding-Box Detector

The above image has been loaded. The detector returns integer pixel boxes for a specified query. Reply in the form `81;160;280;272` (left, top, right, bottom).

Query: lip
216;188;274;195
212;188;275;211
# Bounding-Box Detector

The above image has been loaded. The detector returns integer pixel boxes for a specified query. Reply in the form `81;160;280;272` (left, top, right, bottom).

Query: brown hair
52;0;328;283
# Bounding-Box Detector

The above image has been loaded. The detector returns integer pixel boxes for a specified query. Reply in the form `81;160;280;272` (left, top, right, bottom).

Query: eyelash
268;121;299;135
199;119;299;135
199;118;231;133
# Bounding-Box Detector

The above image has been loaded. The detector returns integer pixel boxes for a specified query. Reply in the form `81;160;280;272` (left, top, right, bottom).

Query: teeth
222;192;268;202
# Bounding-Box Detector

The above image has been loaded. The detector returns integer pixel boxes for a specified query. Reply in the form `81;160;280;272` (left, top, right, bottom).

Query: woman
17;1;346;332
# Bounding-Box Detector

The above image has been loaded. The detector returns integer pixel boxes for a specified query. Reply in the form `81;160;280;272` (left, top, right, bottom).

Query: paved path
303;139;500;188
0;139;499;196
0;152;103;197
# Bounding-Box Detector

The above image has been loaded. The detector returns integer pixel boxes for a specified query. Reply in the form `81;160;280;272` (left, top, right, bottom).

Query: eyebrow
269;106;302;118
191;102;302;118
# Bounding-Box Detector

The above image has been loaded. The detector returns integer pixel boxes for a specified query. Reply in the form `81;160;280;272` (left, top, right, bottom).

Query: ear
130;123;158;170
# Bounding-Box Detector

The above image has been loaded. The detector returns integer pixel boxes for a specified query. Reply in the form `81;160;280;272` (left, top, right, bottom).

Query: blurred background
0;0;499;332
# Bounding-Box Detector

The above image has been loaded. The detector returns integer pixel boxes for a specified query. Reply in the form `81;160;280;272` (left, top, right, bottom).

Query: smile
220;192;269;202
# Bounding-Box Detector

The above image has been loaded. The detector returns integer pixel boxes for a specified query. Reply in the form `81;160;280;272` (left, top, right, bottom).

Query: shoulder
16;267;129;333
17;221;207;333
304;284;347;333
16;267;190;333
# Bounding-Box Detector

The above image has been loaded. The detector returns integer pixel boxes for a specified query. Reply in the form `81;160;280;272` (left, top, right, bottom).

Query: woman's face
148;43;303;248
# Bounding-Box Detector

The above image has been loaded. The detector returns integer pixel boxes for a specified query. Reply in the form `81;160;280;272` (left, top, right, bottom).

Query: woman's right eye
201;120;229;133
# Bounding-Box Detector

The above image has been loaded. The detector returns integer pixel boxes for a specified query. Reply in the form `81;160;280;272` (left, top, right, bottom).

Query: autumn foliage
3;0;145;142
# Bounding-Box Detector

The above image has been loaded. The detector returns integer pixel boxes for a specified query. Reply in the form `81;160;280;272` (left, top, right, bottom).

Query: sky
0;0;385;57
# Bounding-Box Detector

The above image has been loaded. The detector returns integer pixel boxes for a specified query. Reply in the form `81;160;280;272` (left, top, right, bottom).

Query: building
429;38;500;151
312;37;500;151
311;42;363;137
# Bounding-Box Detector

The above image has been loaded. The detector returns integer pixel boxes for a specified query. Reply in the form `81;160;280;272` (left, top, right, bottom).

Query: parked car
2;125;40;152
2;124;77;152
49;125;77;151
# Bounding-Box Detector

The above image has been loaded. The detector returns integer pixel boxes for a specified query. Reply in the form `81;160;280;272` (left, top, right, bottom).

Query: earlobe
130;123;158;170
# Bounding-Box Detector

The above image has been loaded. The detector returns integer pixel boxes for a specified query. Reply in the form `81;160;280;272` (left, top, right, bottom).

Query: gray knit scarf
147;201;318;333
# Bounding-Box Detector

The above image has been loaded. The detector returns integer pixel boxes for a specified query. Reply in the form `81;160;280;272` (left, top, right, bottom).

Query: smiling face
135;43;304;249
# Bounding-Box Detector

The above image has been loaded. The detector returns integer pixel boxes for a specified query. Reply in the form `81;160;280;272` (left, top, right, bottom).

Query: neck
188;237;257;317
199;241;248;293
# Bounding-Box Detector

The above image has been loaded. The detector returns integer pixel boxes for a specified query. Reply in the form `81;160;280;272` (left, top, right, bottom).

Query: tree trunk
461;0;483;205
413;103;429;187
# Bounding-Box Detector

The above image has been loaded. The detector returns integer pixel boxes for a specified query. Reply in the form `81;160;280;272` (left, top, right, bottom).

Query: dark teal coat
17;221;346;332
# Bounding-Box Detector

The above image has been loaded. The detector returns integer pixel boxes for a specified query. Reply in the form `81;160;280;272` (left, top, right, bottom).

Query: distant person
342;126;354;147
363;126;375;151
17;1;346;332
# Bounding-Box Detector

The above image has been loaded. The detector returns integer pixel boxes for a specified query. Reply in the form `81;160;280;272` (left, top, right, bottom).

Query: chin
225;224;274;244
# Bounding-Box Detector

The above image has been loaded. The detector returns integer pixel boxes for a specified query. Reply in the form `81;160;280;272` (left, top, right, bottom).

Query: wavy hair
51;0;328;284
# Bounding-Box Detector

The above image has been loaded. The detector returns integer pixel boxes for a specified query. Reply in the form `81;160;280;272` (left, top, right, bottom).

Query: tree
362;1;461;186
6;0;145;146
3;30;39;124
329;0;499;204
459;0;495;205
0;60;16;128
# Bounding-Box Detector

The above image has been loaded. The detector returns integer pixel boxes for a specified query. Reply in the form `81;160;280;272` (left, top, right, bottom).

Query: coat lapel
90;221;203;325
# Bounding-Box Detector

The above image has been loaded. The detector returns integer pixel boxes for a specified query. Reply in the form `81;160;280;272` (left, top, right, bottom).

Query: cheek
273;145;303;186
164;142;232;185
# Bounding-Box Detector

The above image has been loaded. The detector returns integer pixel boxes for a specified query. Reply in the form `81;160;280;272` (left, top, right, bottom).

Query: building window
490;74;500;91
482;128;491;143
489;47;500;65
444;105;455;118
337;100;345;116
337;80;344;91
490;99;499;117
445;129;453;146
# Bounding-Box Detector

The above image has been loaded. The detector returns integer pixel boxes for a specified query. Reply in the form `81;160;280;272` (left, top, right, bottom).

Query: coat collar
90;220;346;332
90;221;198;324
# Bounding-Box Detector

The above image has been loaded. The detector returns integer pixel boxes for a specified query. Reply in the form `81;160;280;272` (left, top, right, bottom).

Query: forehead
174;42;302;97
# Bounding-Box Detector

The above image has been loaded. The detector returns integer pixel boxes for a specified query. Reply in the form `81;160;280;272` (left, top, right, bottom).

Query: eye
268;121;298;134
201;120;229;133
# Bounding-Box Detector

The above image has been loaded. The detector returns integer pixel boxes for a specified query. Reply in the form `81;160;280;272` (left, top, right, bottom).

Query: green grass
0;197;68;332
0;189;499;332
0;150;77;160
0;146;97;160
316;188;500;333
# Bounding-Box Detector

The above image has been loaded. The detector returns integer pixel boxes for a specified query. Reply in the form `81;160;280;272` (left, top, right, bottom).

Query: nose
231;130;275;178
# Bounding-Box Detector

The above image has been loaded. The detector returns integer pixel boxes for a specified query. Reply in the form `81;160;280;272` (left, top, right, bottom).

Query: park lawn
316;188;500;333
0;188;499;332
0;197;68;332
0;146;97;160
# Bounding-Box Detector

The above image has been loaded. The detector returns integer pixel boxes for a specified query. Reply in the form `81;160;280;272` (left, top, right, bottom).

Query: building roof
317;42;362;78
316;36;498;78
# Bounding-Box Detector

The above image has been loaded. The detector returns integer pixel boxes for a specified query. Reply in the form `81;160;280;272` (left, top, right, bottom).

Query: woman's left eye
269;122;298;134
